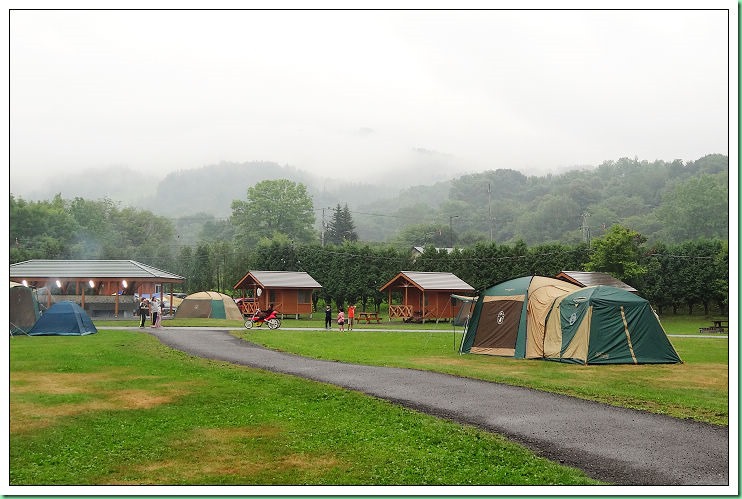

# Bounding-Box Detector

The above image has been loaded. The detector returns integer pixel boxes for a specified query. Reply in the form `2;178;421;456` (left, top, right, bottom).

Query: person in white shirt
150;298;161;327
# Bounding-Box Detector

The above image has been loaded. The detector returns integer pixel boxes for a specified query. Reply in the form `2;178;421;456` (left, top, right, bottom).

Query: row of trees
171;226;728;316
10;195;175;264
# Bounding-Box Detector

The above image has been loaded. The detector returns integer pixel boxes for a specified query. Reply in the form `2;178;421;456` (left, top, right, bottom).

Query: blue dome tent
28;301;98;336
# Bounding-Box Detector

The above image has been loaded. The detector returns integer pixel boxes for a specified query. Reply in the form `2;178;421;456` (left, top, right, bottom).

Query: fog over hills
10;159;497;218
9;153;729;246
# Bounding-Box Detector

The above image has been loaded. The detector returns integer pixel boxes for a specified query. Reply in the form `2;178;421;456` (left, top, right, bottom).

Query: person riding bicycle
256;303;274;321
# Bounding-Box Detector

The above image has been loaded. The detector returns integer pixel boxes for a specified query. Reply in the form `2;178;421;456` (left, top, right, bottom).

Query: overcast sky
8;5;735;194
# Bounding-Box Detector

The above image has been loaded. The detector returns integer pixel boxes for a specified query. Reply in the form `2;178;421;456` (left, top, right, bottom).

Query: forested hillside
153;153;729;245
355;154;729;245
11;154;728;250
12;153;728;246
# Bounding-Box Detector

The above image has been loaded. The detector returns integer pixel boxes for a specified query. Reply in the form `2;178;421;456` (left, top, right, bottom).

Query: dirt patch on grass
10;370;194;433
108;425;343;484
651;363;728;389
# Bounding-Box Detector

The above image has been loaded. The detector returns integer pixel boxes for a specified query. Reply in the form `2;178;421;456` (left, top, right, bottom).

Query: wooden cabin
233;271;322;318
555;271;637;293
380;271;475;323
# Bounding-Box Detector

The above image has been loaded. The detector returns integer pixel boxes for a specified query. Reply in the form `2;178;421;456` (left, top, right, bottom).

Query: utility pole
580;211;591;245
449;215;459;248
321;206;333;247
488;182;493;241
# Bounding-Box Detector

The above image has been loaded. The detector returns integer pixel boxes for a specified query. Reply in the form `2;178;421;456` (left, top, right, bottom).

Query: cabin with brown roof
379;271;475;323
555;271;637;293
233;271;323;318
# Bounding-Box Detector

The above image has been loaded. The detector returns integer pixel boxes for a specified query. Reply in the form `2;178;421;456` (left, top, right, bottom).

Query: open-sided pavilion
9;259;185;317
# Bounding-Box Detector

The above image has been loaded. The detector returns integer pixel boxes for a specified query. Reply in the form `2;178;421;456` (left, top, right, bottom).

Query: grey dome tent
10;282;41;335
28;301;98;336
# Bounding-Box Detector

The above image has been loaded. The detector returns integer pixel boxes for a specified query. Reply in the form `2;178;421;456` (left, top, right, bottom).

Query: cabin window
298;290;311;304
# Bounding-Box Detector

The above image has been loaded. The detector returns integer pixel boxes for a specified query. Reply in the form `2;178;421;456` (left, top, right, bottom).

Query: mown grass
10;330;602;486
239;325;729;426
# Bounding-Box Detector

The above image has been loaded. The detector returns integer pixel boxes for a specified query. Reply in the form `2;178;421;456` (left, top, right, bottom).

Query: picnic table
357;311;382;324
699;320;728;334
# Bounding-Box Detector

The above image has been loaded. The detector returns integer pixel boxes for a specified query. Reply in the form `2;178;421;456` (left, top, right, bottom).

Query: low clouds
9;8;730;194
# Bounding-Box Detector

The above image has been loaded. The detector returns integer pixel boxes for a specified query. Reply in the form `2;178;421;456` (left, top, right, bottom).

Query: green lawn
10;330;601;486
11;313;727;485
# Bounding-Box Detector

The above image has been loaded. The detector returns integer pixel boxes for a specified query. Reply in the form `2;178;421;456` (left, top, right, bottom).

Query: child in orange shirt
347;304;356;331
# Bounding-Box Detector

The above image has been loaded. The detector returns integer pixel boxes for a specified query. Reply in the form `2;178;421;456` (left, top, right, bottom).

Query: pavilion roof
10;259;185;283
234;270;322;290
380;271;475;292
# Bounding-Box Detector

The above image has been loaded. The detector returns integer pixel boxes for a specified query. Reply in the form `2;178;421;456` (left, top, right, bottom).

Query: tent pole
453;320;456;351
458;315;470;355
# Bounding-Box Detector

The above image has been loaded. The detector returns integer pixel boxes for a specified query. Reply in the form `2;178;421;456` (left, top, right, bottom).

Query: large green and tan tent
174;291;243;320
460;276;581;358
542;286;681;365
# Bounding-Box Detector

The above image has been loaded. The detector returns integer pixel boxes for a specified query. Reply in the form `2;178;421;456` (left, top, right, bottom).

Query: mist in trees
10;194;175;265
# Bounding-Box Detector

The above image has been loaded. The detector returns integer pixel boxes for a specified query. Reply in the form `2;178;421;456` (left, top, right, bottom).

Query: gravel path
143;327;729;486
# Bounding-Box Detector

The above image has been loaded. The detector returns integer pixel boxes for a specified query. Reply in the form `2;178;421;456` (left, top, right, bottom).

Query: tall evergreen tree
326;204;358;244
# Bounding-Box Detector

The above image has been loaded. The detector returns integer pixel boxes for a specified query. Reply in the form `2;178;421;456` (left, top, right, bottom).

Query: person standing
138;298;150;328
153;298;163;328
347;304;356;331
337;307;345;332
324;305;332;330
150;298;160;327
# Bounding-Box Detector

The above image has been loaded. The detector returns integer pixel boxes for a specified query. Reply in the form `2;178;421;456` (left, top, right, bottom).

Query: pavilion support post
422;291;426;324
115;281;120;317
81;283;85;309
